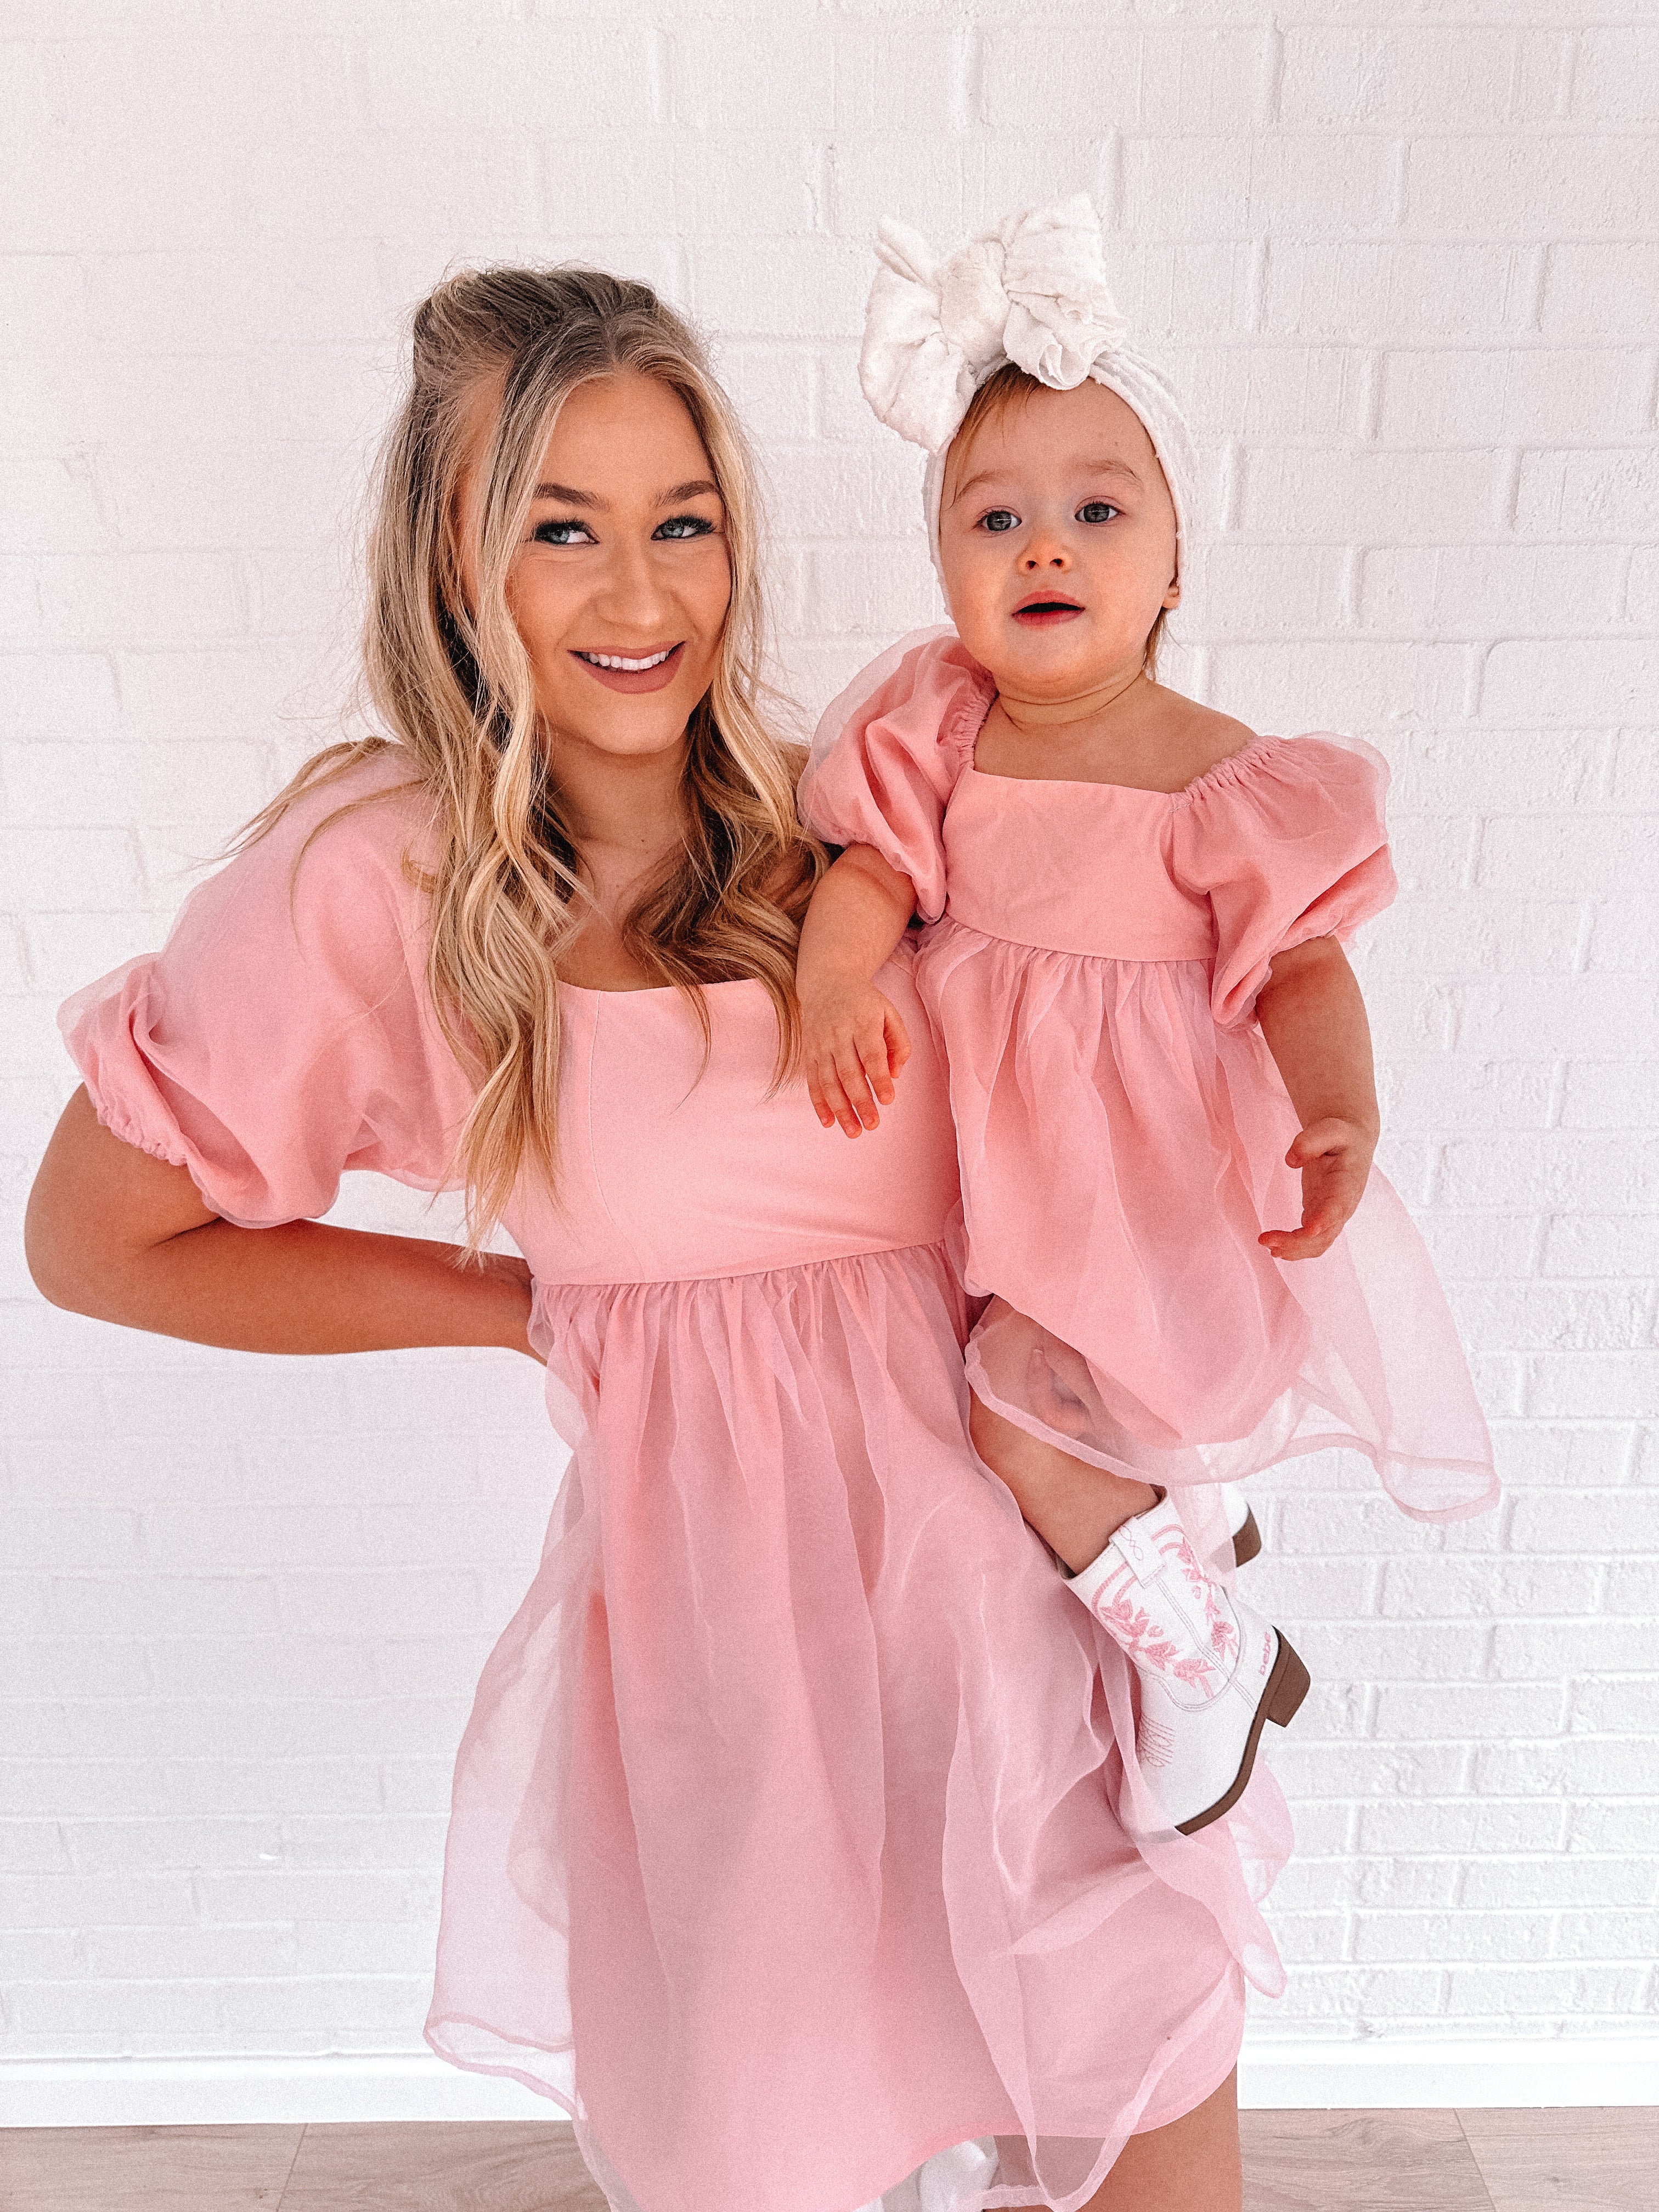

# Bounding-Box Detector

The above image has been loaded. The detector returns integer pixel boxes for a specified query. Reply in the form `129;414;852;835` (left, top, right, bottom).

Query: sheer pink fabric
799;629;1497;1523
60;757;1290;2212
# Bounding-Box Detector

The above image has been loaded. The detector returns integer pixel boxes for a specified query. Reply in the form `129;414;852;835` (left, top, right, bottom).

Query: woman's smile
571;641;686;692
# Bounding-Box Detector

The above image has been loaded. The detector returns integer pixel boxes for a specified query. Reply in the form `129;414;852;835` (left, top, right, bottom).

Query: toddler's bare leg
969;1389;1157;1575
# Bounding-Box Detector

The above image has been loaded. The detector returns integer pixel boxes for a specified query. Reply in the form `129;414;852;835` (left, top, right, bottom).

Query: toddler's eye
980;509;1020;533
532;517;595;546
1077;500;1120;525
653;514;716;541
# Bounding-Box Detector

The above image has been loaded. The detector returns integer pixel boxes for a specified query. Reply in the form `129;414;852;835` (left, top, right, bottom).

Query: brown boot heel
1173;1632;1313;1836
1265;1634;1311;1729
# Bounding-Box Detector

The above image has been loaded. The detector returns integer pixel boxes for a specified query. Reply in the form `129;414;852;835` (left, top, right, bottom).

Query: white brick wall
2;0;1655;2090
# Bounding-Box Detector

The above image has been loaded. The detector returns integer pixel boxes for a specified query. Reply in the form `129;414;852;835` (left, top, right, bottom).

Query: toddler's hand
801;977;912;1138
1258;1117;1376;1261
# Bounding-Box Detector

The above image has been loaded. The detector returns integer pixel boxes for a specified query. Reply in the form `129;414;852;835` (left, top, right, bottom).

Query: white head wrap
858;194;1197;586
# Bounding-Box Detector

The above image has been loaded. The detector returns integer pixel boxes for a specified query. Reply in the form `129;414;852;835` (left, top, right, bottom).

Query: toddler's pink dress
800;629;1496;1523
61;755;1290;2212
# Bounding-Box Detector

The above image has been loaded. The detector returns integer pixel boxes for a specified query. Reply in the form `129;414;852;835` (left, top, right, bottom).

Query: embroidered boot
1066;1491;1308;1834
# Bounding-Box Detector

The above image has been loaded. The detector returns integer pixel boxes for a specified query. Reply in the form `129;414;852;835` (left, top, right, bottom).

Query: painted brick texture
2;1;1655;2071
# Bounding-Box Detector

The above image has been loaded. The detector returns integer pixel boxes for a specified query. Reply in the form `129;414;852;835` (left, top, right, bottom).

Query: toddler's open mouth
1011;595;1085;627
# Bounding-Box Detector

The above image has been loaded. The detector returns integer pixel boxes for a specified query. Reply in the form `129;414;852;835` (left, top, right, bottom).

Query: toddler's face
938;381;1179;699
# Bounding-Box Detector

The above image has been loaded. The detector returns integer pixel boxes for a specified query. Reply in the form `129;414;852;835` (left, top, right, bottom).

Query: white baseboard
0;2053;572;2129
1237;2035;1659;2110
2;2039;1656;2129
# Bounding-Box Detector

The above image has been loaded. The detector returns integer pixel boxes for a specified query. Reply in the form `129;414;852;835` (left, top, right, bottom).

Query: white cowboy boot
1066;1491;1308;1835
1221;1482;1262;1568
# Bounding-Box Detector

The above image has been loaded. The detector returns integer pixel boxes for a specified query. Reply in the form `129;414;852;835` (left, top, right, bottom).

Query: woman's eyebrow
528;478;719;507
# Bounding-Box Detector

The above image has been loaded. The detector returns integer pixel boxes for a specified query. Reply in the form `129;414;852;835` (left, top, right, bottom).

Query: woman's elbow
23;1090;207;1322
24;1172;106;1317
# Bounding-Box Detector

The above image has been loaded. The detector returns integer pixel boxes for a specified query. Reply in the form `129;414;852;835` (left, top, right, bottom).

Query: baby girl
796;198;1496;1838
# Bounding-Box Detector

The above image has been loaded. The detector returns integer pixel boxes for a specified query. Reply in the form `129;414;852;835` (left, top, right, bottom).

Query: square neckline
964;690;1277;801
556;975;766;998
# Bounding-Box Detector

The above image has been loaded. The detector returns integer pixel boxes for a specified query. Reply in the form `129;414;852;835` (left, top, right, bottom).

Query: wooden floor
3;2109;1655;2210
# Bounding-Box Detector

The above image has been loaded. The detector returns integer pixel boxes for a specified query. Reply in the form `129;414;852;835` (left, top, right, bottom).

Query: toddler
797;198;1496;1836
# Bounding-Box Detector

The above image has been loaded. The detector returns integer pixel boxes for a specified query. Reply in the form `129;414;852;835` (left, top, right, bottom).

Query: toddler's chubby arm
796;845;917;1137
1254;937;1381;1261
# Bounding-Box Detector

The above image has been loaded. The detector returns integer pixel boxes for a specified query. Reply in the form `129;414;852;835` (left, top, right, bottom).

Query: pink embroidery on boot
1158;1523;1242;1671
1087;1579;1228;1695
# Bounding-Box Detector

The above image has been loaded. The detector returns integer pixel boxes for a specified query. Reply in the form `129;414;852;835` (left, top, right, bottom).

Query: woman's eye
653;514;716;541
1077;500;1120;525
980;509;1020;533
531;518;595;546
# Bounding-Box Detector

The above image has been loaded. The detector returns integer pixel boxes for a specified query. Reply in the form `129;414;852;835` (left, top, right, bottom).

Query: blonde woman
27;268;1279;2212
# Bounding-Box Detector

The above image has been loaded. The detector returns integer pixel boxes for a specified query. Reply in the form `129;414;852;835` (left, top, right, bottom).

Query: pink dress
60;755;1291;2212
800;630;1496;1524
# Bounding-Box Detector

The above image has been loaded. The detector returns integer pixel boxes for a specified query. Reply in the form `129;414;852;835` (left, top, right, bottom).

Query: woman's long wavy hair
238;264;823;1245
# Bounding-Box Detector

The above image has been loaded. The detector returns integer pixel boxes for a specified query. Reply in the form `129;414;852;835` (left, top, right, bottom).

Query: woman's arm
795;845;917;1137
1252;937;1381;1262
25;1087;538;1358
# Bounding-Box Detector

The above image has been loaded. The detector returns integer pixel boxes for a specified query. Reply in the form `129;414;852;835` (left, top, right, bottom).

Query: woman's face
937;380;1178;701
462;370;732;764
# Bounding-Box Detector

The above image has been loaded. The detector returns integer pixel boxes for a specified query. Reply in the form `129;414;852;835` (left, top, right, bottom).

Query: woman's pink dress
800;629;1496;1523
60;756;1291;2212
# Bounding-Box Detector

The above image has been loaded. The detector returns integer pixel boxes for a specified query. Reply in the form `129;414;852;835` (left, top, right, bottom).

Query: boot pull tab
1111;1516;1163;1584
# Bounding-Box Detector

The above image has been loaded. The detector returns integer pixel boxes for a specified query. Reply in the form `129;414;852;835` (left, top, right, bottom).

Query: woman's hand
476;1250;545;1361
1258;1116;1376;1261
800;976;912;1137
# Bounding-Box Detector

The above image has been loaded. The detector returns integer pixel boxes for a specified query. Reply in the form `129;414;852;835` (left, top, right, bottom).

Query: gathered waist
934;904;1216;964
528;1235;956;1299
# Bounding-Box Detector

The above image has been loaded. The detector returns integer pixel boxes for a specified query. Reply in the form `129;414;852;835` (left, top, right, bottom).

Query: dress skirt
426;1243;1290;2212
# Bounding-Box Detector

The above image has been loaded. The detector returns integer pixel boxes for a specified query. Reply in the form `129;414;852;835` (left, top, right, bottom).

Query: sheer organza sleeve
1173;735;1398;1030
797;626;995;923
58;754;472;1226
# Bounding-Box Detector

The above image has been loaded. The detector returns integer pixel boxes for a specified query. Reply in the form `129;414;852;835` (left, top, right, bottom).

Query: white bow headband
857;194;1197;583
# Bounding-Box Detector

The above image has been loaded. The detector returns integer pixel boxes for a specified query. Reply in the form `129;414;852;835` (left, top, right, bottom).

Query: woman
26;266;1283;2212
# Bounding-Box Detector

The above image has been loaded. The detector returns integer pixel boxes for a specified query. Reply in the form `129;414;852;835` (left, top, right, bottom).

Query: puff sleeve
797;627;995;923
1172;735;1397;1029
58;754;473;1227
